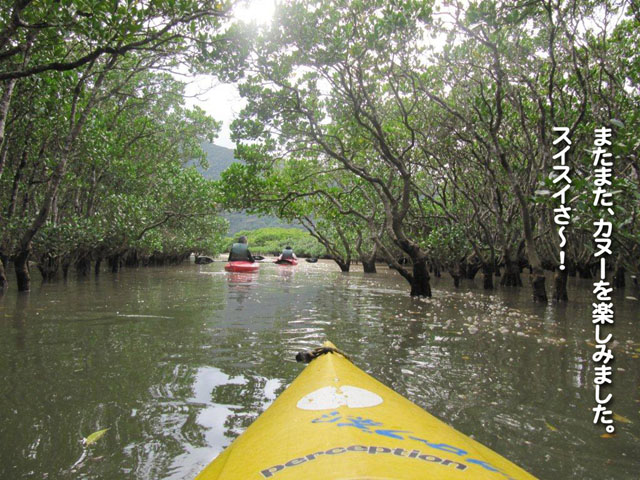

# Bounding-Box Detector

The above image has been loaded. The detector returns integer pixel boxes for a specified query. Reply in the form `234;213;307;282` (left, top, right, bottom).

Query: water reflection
12;293;29;350
226;272;259;286
275;265;295;282
162;366;247;480
226;271;258;307
0;263;638;479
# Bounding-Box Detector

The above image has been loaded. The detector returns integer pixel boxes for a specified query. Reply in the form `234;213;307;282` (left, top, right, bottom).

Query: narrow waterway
0;260;638;479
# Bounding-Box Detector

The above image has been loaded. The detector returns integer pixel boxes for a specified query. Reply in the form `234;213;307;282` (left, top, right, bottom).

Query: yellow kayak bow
196;342;537;480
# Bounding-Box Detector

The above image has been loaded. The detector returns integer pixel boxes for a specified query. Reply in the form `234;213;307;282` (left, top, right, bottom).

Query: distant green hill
199;143;237;179
197;143;298;234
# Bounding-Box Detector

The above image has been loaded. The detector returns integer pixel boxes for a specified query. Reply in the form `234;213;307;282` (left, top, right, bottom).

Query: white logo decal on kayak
296;386;383;410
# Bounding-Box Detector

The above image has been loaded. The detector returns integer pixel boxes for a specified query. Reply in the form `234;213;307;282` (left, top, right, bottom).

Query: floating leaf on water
613;413;632;424
84;428;110;446
545;422;558;432
600;433;616;438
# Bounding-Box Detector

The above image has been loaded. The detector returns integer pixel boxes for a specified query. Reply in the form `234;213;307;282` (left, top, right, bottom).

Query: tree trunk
532;268;548;302
433;264;441;278
37;255;59;282
334;259;350;272
76;256;91;277
465;261;480;280
108;254;121;273
11;64;111;293
125;250;139;267
496;142;547;302
410;260;431;297
0;78;17;158
482;263;494;290
501;257;522;287
552;269;568;302
362;258;376;273
94;258;102;276
0;258;6;291
577;263;593;279
14;249;30;292
450;263;462;288
613;260;625;289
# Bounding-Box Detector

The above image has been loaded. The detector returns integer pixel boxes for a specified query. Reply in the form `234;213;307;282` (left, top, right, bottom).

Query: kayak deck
196;342;537;479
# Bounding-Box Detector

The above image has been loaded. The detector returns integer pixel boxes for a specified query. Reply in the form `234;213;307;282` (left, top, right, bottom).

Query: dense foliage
0;0;243;291
197;143;297;232
225;227;324;257
218;0;639;300
2;0;638;302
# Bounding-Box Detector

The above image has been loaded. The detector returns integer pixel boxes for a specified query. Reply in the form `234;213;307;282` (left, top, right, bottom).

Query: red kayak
275;258;298;266
224;261;260;273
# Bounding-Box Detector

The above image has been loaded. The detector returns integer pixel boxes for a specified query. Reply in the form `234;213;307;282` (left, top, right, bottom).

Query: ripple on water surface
0;262;639;479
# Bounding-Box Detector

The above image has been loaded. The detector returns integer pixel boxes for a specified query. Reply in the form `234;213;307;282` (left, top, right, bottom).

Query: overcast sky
184;79;244;149
184;0;277;149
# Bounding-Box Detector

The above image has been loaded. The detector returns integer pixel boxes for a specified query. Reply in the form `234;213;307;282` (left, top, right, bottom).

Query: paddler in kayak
228;236;255;263
276;245;297;265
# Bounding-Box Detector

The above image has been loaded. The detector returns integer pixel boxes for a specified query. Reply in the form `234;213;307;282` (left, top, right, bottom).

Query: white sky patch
234;0;277;26
184;77;245;149
181;0;277;149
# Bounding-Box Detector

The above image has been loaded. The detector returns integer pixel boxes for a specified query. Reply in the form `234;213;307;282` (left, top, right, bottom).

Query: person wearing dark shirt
277;245;297;264
228;236;255;262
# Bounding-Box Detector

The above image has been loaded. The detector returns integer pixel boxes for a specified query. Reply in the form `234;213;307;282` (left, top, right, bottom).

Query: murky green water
0;261;638;479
